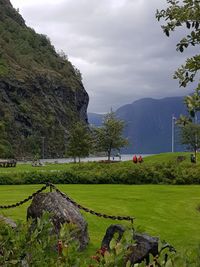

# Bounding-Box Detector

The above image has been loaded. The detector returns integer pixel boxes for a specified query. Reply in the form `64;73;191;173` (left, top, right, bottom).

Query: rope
0;184;48;209
53;185;135;223
0;183;135;223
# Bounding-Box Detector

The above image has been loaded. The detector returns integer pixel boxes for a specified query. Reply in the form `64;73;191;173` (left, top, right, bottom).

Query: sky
10;0;194;113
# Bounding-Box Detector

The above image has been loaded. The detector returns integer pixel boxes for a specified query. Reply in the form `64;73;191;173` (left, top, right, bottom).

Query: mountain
88;96;187;154
0;0;89;158
88;113;104;127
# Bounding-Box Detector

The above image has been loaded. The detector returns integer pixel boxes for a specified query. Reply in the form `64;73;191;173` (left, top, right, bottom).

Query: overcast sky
10;0;194;113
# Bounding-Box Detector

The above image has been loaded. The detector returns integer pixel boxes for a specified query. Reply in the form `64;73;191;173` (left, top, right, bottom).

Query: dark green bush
0;161;200;185
1;213;200;266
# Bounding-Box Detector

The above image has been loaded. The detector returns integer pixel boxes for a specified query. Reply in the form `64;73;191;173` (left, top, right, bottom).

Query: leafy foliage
156;1;200;161
0;213;84;267
94;112;128;160
66;122;93;162
156;0;200;89
1;156;200;185
176;92;200;159
0;212;200;266
180;122;200;153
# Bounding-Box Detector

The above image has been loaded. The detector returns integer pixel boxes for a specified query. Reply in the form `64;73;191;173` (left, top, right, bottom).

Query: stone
27;191;89;250
176;155;186;162
0;215;17;228
101;224;159;265
128;232;159;265
101;224;125;249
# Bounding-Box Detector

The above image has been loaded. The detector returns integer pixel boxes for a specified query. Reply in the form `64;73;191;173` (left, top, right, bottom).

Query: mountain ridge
0;0;89;158
88;96;187;153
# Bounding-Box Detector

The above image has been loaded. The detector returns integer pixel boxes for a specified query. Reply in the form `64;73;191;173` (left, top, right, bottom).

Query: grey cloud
11;0;195;113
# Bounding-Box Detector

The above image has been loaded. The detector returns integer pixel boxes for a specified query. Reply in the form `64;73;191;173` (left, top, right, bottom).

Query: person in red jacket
138;155;143;163
133;155;137;163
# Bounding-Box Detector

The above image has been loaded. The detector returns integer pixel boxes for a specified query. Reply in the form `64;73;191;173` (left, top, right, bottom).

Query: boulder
128;232;159;265
176;155;186;162
101;224;159;265
101;224;175;265
0;215;17;228
27;191;89;250
101;224;125;249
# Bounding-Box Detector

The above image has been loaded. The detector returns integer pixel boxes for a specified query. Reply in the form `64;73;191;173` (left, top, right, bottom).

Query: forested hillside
0;0;89;159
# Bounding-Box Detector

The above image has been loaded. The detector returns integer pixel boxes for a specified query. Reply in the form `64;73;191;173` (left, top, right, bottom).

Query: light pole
171;115;176;153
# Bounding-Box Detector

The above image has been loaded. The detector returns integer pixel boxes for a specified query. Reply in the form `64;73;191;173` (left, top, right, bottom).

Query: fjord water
37;154;152;164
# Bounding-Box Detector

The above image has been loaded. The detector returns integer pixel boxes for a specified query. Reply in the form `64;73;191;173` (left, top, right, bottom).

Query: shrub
0;161;200;185
0;213;200;266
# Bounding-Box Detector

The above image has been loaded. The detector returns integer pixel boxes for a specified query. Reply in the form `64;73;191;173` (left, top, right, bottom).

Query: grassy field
144;152;193;164
0;184;200;252
0;152;195;174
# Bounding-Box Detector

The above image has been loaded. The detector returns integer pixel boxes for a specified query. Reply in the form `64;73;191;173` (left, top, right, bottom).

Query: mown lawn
0;184;200;252
0;152;195;175
144;152;192;164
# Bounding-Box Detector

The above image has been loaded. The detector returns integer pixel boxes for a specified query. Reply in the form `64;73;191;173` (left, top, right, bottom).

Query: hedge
0;161;200;185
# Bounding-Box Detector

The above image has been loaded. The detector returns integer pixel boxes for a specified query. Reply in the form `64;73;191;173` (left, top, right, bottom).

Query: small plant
0;213;86;267
0;213;200;266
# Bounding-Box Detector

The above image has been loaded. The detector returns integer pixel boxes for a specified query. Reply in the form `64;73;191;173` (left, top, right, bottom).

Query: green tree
66;122;92;163
156;0;200;91
185;91;200;118
156;0;200;161
94;112;128;161
180;122;200;159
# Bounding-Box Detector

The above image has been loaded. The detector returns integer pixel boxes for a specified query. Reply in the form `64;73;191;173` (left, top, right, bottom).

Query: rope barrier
0;183;135;223
0;184;49;209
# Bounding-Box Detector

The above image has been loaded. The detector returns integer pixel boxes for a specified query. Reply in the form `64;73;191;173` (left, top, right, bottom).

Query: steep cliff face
0;0;89;158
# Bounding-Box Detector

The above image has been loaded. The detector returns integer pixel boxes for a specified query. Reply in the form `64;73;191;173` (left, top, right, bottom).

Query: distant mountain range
88;96;188;154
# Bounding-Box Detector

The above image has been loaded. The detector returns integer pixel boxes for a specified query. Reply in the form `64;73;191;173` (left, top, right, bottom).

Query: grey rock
128;232;159;265
101;224;125;249
27;191;89;250
0;215;17;228
176;155;186;162
101;224;159;266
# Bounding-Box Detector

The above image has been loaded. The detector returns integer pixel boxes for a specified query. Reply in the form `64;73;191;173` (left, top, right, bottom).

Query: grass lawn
0;152;196;175
144;152;193;164
0;184;200;252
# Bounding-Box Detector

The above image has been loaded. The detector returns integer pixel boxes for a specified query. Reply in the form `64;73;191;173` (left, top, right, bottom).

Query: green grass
144;152;192;164
0;184;200;252
1;154;199;253
0;152;195;175
0;162;72;173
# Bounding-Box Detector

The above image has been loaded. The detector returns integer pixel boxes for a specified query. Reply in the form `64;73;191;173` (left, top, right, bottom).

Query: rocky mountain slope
88;96;188;154
0;0;89;158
